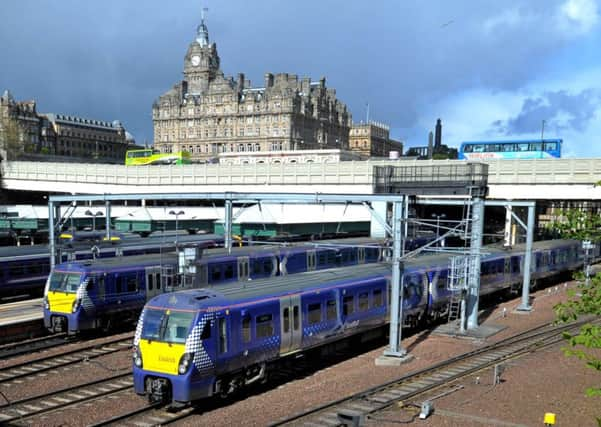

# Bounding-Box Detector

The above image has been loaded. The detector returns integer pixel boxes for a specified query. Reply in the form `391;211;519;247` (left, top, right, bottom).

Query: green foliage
545;208;601;241
554;271;601;398
550;207;601;403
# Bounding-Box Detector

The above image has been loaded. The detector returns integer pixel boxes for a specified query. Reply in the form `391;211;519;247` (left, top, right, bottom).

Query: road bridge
2;158;601;200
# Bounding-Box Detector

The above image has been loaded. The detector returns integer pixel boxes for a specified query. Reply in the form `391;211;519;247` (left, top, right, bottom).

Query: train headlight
43;297;49;310
71;298;81;313
178;352;194;375
133;346;143;368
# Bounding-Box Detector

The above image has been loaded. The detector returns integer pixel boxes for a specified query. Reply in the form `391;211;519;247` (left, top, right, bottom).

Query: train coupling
51;316;67;333
147;377;171;405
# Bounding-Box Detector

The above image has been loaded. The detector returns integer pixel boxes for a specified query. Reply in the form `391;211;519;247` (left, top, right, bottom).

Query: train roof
0;232;223;261
145;239;580;312
54;253;178;272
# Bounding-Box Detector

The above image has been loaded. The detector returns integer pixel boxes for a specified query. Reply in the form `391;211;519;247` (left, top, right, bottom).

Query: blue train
43;238;388;334
132;239;587;405
0;233;223;299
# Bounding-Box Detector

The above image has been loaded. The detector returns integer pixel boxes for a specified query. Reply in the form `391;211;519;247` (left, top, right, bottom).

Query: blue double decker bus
458;138;562;160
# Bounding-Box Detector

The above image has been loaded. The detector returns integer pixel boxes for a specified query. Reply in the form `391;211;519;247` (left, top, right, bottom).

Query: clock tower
183;9;220;95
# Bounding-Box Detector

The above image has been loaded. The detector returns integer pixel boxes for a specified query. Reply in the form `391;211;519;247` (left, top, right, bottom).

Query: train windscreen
47;271;83;293
141;308;195;344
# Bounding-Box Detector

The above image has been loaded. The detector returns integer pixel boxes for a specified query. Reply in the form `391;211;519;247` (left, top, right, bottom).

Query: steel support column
224;200;233;253
384;200;406;357
49;202;56;270
466;197;484;329
105;201;111;240
517;205;535;311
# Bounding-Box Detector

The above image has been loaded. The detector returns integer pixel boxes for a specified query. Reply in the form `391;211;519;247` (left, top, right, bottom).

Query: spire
196;7;209;47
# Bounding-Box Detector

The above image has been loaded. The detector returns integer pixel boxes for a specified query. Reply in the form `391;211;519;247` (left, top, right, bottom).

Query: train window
256;314;274;338
308;303;322;324
218;318;228;354
463;145;473;153
283;307;290;333
517;143;529;151
358;293;369;311
155;273;161;290
293;306;299;330
224;264;234;279
252;260;262;275
126;277;137;293
9;264;25;277
211;265;222;282
97;276;105;300
373;289;383;307
148;274;154;291
264;259;273;274
318;252;327;266
201;321;211;339
544;142;557;150
529;143;542;151
343;295;354;316
326;300;336;320
242;315;251;342
115;277;123;293
328;252;337;265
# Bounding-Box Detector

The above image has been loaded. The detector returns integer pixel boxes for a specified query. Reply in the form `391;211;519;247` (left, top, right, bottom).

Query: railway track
270;318;595;426
89;403;197;426
0;333;71;360
0;373;133;424
0;335;132;385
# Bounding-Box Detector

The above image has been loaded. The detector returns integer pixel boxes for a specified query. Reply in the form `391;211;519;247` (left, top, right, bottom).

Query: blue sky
1;0;600;157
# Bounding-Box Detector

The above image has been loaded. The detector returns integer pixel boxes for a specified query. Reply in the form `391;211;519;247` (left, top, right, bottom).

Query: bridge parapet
2;158;601;196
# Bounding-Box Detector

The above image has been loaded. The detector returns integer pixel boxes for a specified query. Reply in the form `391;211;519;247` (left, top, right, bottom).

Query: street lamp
431;213;447;247
169;210;185;246
85;210;103;231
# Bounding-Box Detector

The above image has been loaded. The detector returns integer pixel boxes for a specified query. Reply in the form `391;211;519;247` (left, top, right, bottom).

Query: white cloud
557;0;600;35
423;65;601;157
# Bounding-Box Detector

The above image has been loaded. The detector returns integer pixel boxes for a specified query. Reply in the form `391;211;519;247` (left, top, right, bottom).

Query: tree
549;205;601;411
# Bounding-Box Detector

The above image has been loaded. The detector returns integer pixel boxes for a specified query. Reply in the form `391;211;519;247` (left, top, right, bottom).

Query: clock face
191;55;201;66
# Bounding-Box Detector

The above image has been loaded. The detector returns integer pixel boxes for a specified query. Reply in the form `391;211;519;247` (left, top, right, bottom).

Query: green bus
125;149;191;165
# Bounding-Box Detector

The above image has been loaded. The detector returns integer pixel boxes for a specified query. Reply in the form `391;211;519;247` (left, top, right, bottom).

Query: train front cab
133;307;217;405
44;269;89;333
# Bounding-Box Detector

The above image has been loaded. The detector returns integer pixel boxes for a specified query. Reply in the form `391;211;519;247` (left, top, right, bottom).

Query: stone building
0;89;131;163
349;121;404;158
152;14;351;161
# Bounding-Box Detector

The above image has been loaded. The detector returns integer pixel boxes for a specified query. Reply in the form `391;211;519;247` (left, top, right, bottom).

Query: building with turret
152;12;352;161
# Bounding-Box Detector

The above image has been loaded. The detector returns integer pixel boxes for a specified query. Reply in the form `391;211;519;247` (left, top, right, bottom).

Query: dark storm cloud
0;0;594;144
492;89;601;135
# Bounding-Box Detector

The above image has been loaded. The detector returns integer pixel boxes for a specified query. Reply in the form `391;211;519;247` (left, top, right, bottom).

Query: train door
145;267;162;300
358;247;365;264
196;263;208;287
306;250;316;271
279;295;302;355
238;256;249;281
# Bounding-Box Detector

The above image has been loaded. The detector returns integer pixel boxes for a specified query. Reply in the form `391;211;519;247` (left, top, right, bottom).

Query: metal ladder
447;294;462;323
447;255;469;324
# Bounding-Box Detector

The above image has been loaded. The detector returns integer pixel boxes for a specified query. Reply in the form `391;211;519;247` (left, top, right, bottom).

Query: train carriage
132;239;586;405
44;238;388;334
